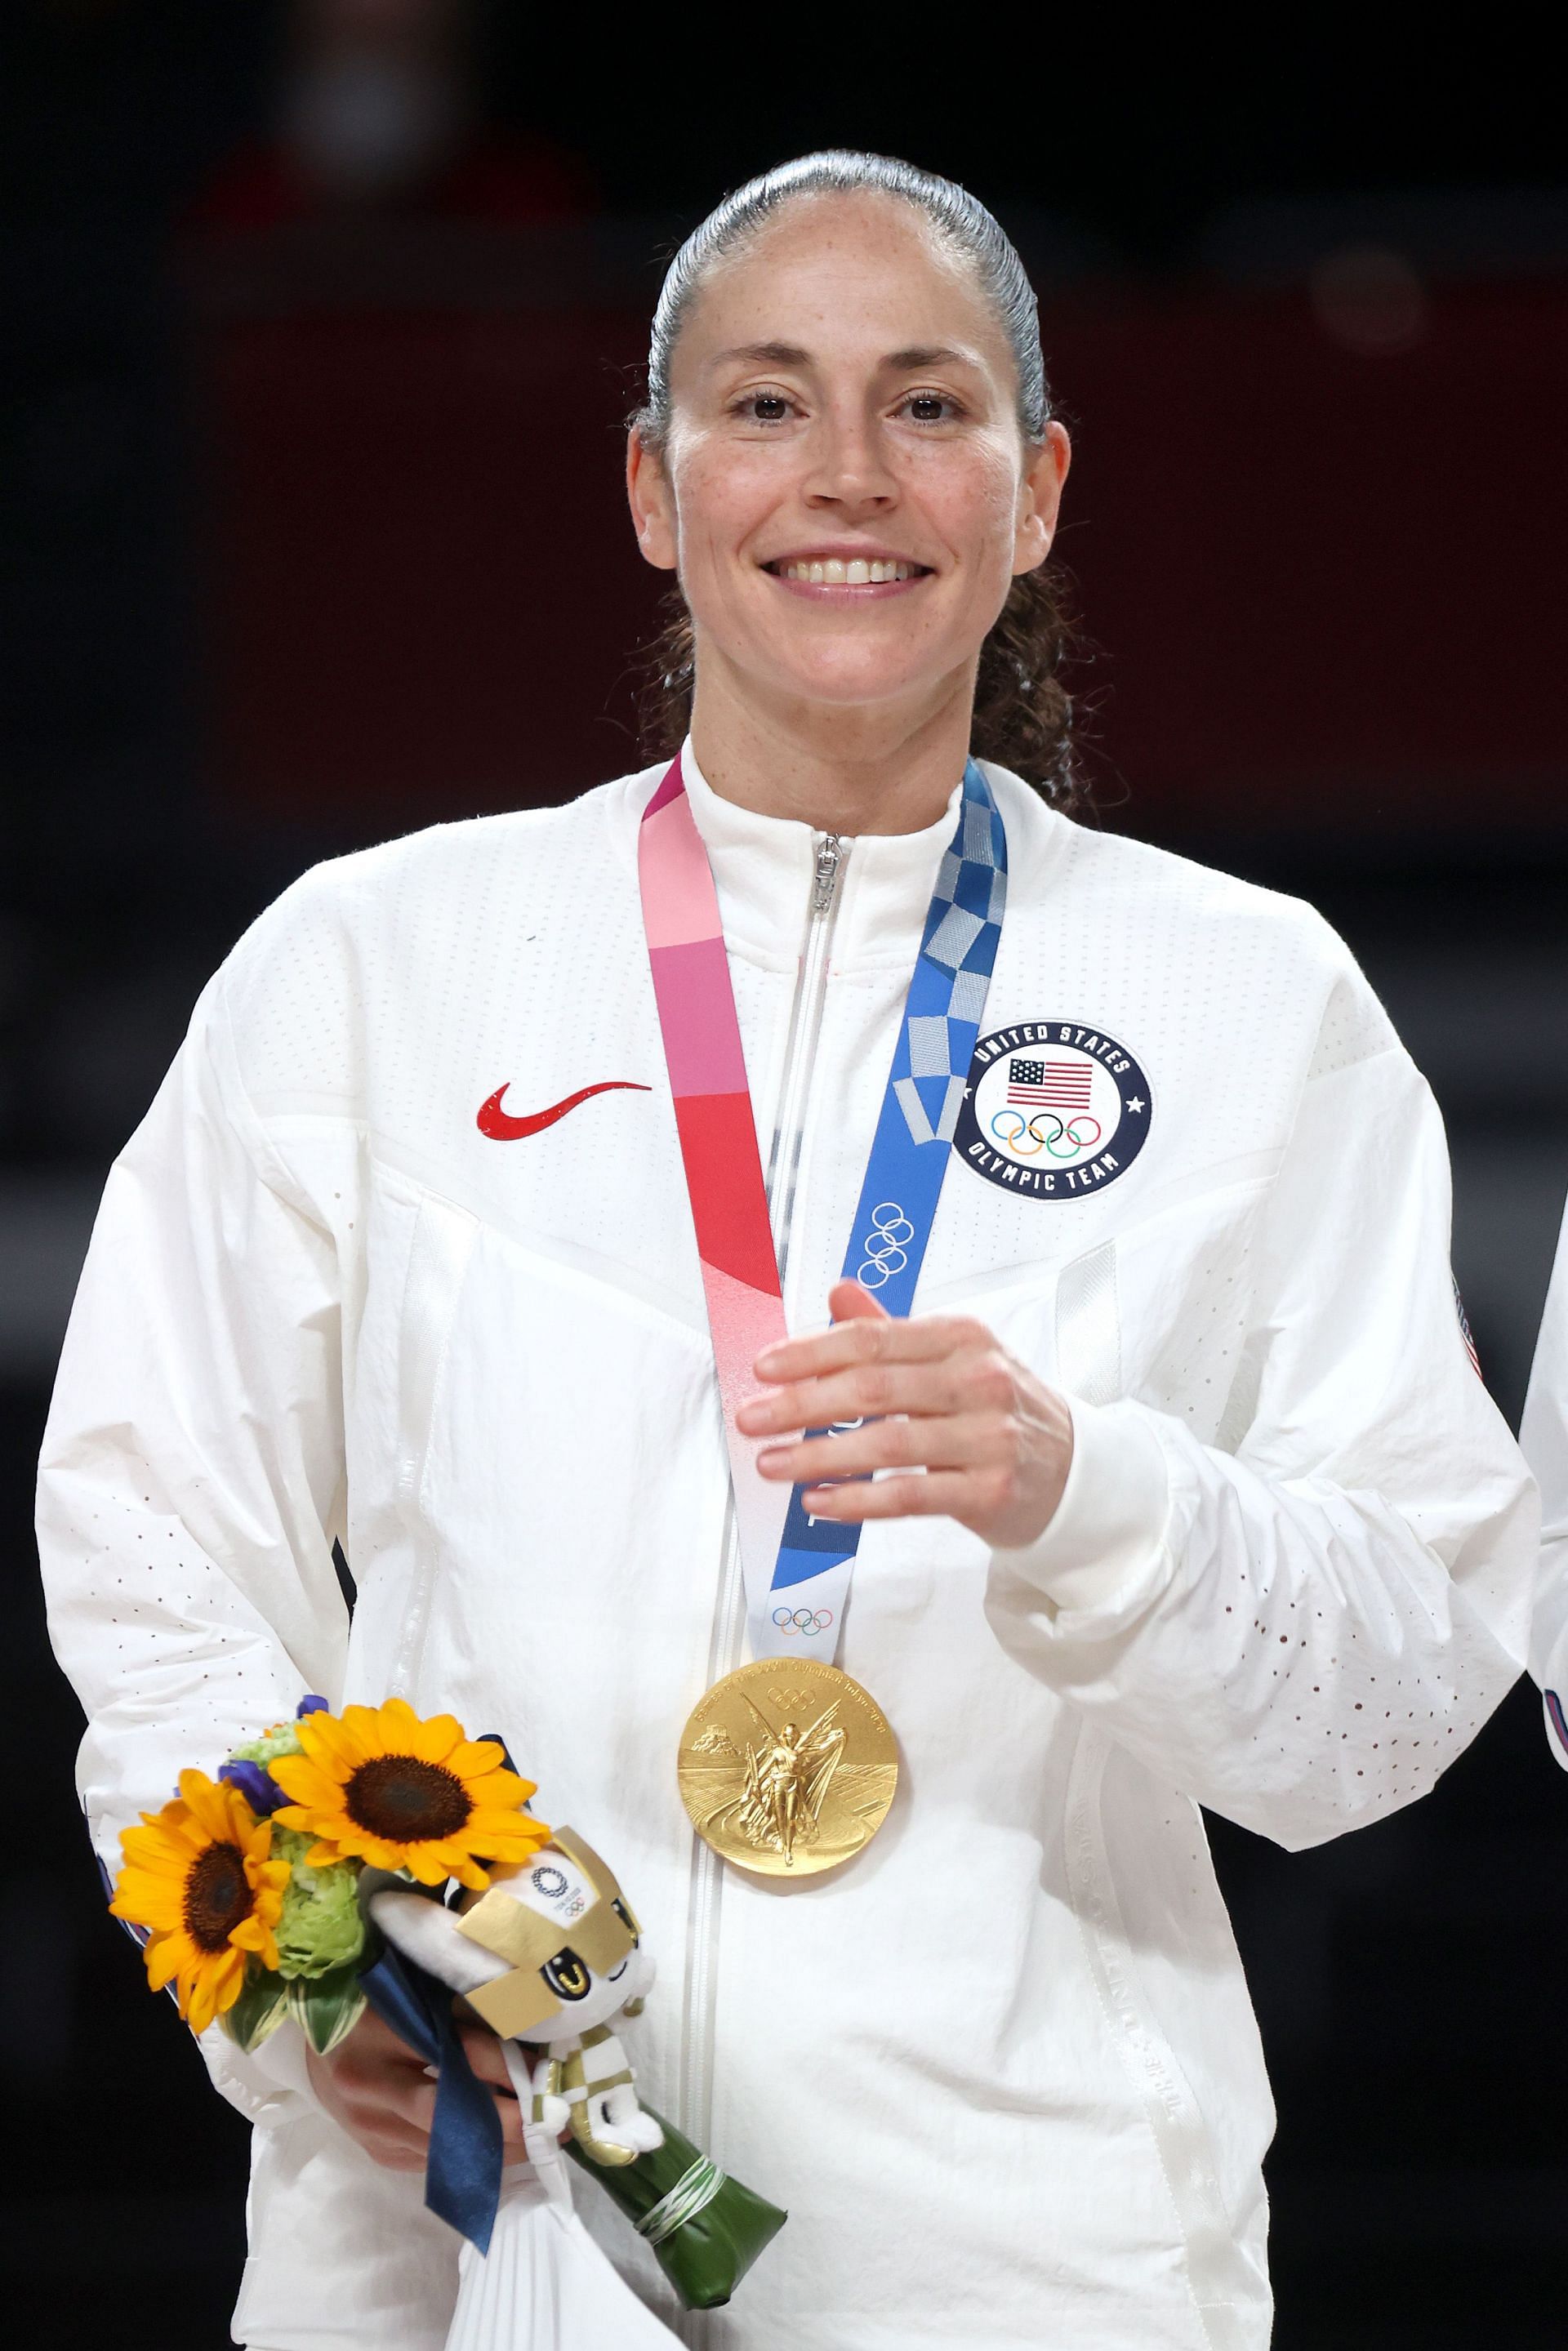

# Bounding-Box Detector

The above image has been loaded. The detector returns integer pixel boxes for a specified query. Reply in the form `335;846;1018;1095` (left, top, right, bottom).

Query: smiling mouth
763;556;932;589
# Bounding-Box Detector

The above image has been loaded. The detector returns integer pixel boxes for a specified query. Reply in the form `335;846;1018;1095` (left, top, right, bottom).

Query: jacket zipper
674;830;849;2206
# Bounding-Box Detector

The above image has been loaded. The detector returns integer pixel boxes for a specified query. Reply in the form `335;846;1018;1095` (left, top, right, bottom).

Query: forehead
675;191;1010;379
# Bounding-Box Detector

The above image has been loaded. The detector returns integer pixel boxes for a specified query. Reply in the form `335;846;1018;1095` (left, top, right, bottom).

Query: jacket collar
679;737;963;977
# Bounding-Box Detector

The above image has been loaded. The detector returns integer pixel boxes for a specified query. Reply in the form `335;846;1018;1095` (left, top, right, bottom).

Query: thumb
828;1276;890;1326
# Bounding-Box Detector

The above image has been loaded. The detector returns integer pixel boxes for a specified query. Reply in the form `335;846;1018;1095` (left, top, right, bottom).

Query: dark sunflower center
345;1754;472;1842
184;1841;254;1952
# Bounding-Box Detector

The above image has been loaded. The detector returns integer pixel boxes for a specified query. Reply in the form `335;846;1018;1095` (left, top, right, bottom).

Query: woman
1526;1202;1568;1756
39;152;1534;2351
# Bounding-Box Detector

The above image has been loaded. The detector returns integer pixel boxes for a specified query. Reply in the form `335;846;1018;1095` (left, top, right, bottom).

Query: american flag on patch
1008;1056;1094;1111
1452;1277;1481;1378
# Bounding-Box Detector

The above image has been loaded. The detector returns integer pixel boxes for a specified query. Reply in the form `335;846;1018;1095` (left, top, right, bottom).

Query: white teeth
777;558;919;584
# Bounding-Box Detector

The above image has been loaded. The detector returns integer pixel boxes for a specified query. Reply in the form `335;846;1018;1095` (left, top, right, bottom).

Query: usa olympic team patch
954;1021;1152;1200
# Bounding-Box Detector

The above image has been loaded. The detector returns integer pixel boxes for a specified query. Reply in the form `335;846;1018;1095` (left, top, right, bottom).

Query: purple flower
296;1694;330;1718
219;1758;287;1816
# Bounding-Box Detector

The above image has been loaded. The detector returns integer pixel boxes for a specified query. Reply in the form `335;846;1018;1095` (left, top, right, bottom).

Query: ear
626;424;679;573
1012;420;1071;577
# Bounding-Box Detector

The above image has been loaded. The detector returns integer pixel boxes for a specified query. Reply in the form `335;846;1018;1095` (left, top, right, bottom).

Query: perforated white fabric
38;754;1534;2351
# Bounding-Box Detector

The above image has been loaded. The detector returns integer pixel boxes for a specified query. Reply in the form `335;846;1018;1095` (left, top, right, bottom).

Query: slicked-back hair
632;151;1082;811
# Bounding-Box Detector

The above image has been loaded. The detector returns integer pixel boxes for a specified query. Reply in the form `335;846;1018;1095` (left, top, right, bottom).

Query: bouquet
109;1696;784;2317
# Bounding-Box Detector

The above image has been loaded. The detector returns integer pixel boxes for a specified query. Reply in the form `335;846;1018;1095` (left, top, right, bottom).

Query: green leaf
220;1961;290;2052
288;1962;367;2056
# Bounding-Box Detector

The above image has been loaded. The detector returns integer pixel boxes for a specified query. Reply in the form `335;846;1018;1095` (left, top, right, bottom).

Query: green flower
229;1721;307;1766
270;1825;365;1980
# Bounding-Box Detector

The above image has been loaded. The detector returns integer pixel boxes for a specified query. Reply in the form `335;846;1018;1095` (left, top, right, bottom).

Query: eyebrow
708;341;982;373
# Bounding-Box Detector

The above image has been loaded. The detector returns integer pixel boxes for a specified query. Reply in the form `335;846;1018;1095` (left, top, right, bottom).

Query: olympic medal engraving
678;1658;898;1880
954;1020;1152;1200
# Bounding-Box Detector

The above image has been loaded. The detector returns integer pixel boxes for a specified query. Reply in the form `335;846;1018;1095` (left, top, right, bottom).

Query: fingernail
757;1448;790;1476
755;1347;785;1375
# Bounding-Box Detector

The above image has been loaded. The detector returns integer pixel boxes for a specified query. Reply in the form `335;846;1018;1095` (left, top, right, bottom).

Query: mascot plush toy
371;1827;664;2190
369;1828;782;2349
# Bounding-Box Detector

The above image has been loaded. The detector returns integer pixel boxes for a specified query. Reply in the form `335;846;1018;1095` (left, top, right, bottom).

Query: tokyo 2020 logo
954;1022;1152;1200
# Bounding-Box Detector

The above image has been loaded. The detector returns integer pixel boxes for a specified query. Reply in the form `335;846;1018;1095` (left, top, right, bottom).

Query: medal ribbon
639;751;1006;1664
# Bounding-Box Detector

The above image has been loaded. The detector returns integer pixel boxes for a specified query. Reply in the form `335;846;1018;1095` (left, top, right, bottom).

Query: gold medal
677;1656;898;1880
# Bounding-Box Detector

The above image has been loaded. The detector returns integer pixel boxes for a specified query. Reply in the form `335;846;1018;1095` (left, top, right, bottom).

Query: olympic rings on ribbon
772;1606;835;1635
858;1200;915;1290
987;1109;1103;1160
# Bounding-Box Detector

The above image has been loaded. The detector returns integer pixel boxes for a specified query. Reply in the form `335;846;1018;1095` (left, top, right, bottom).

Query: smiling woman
626;152;1078;827
38;149;1535;2351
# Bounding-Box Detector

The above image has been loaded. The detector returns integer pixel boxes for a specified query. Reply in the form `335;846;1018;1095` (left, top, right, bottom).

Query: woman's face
627;193;1069;727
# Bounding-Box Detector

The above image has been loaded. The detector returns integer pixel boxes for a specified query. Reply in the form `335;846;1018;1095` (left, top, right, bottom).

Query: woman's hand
737;1279;1074;1550
305;2006;538;2171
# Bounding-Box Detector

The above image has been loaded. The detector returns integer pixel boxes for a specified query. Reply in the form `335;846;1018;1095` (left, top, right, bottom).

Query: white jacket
39;751;1535;2351
1524;1195;1568;1745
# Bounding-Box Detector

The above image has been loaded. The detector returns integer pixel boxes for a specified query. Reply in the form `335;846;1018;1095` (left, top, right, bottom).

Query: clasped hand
736;1279;1074;1551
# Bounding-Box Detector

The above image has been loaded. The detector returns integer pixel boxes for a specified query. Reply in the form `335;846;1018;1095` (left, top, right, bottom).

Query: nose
801;403;898;517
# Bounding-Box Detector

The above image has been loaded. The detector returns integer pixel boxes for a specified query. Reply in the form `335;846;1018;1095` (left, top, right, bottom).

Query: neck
687;657;977;836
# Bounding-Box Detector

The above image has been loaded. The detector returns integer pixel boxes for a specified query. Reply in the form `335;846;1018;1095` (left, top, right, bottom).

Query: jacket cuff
198;2013;323;2128
990;1395;1170;1616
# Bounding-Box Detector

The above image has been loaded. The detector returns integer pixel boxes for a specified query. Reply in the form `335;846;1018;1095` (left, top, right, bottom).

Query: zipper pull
812;834;844;915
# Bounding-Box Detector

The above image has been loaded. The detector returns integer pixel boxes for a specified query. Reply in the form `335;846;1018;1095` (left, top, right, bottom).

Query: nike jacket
1524;1192;1568;1756
38;750;1535;2351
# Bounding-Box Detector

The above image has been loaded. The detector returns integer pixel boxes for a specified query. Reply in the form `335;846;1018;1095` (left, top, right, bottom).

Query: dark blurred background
2;4;1566;2344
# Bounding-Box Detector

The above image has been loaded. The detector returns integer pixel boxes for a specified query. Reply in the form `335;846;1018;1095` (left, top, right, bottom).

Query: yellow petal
178;1770;238;1844
403;1712;464;1765
448;1738;510;1781
185;1970;218;2036
296;1714;363;1773
145;1931;188;1992
268;1757;343;1809
121;1819;199;1870
174;1952;204;2022
403;1847;455;1886
112;1889;184;1935
212;1951;247;2015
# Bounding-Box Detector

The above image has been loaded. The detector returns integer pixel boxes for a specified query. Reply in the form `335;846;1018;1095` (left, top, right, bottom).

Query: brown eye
906;394;950;424
746;393;790;423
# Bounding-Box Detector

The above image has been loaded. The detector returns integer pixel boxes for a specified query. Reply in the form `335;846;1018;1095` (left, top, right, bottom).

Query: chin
760;645;948;712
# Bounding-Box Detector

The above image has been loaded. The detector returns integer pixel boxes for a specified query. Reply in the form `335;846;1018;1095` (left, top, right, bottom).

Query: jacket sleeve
1523;1191;1568;1763
986;1009;1535;1851
37;966;350;2121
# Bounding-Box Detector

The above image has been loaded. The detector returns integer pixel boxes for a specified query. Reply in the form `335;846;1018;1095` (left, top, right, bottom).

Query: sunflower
111;1770;291;2034
269;1698;549;1890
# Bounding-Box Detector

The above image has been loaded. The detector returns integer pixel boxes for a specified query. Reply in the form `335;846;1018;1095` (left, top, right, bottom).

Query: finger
345;2071;438;2137
752;1310;984;1390
742;1355;1000;1440
761;1411;1012;1485
826;1277;890;1325
366;2138;434;2173
457;2025;515;2091
801;1468;981;1522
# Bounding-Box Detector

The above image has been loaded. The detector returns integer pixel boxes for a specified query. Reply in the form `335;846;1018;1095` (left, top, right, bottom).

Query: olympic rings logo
773;1606;835;1635
857;1200;915;1290
988;1109;1103;1160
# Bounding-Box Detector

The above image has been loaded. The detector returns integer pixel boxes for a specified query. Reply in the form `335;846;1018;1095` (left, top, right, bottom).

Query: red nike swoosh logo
477;1080;651;1141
